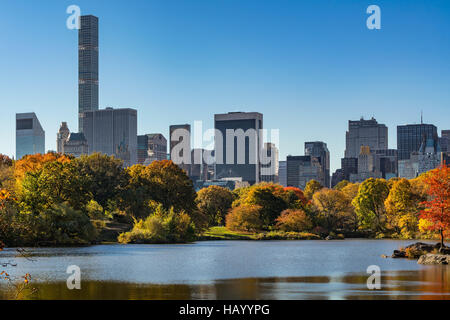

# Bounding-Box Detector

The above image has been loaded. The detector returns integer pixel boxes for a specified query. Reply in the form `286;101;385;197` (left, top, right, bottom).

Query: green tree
73;153;128;210
19;161;90;213
196;186;234;226
121;160;196;217
352;178;390;232
243;185;288;226
304;180;323;200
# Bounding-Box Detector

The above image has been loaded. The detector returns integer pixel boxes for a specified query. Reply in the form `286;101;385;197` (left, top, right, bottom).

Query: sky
0;0;449;173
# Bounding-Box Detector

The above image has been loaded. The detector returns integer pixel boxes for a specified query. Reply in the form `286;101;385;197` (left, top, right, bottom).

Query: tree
73;153;128;210
334;180;350;191
304;180;323;200
283;187;308;207
226;205;263;232
419;165;450;250
19;161;91;213
352;178;390;232
243;185;288;226
312;189;355;232
275;209;312;232
139;160;196;213
121;160;196;218
14;153;72;182
196;186;234;226
384;179;422;238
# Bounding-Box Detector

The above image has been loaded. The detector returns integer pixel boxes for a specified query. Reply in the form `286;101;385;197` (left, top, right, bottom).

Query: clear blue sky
0;0;449;173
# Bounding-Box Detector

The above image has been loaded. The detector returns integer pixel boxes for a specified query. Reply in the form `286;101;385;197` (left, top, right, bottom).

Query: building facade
80;107;137;166
63;133;89;158
260;142;279;183
305;141;330;187
278;160;287;187
345;117;388;158
16;113;45;160
397;123;438;160
137;133;167;165
214;112;263;185
57;122;70;153
79;15;99;132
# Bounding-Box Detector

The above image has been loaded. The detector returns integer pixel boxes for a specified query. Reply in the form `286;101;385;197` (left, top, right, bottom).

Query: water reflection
1;269;449;300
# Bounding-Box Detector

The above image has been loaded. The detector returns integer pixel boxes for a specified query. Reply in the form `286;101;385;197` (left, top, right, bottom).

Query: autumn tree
352;178;390;232
419;165;450;250
275;209;313;232
304;180;323;200
196;186;234;226
241;185;288;226
226;205;263;232
384;179;422;238
312;189;355;232
334;180;350;191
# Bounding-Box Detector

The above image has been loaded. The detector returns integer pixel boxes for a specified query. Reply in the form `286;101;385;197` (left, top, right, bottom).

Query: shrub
275;209;313;232
118;205;196;244
255;231;320;240
226;205;263;232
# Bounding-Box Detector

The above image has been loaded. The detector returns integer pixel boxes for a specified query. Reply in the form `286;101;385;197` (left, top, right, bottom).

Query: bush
226;205;263;232
118;205;196;244
275;209;313;232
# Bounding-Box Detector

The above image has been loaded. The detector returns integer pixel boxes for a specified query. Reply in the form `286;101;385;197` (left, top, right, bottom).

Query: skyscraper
345;117;388;158
214;112;263;185
79;15;99;132
305;141;330;187
397;123;438;160
81;107;137;166
137;133;167;165
260;142;279;183
16;113;45;160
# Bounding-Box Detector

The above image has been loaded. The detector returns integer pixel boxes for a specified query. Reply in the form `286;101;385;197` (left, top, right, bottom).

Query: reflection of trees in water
1;270;449;300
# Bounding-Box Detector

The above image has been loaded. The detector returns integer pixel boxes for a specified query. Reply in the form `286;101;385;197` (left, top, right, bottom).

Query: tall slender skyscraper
78;15;99;132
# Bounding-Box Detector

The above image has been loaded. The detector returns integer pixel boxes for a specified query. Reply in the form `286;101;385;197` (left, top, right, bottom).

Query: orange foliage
14;153;72;181
284;187;308;205
275;209;312;232
419;164;450;246
0;189;14;209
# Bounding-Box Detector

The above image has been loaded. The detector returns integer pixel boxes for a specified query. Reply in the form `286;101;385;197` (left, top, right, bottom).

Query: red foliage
284;187;308;205
420;164;450;246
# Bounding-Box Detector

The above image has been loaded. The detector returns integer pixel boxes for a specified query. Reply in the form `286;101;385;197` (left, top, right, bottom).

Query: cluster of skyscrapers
15;15;449;191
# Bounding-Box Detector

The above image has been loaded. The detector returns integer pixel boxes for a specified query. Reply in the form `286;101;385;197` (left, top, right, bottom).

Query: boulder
417;254;450;265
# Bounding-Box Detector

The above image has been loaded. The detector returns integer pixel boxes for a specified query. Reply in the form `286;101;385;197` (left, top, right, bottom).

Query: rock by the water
417;254;450;265
392;250;406;258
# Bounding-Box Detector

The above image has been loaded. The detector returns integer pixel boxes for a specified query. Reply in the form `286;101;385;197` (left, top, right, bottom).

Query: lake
0;239;449;300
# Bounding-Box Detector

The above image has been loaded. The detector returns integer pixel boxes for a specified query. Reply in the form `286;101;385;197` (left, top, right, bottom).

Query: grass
199;227;258;240
198;227;322;241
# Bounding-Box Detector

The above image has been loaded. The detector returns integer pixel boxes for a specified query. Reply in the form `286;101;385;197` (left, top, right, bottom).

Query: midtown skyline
1;0;450;173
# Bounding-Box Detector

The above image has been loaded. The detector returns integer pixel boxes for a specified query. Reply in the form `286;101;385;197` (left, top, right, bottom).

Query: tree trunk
440;229;445;253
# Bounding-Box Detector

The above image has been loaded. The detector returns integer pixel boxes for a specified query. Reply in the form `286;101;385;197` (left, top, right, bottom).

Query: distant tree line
0;152;448;246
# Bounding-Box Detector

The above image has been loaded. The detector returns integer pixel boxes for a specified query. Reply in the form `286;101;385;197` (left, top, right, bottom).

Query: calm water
0;240;449;300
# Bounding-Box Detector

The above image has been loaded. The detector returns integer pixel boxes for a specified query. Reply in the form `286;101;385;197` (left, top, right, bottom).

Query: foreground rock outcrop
418;254;450;265
392;242;450;259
